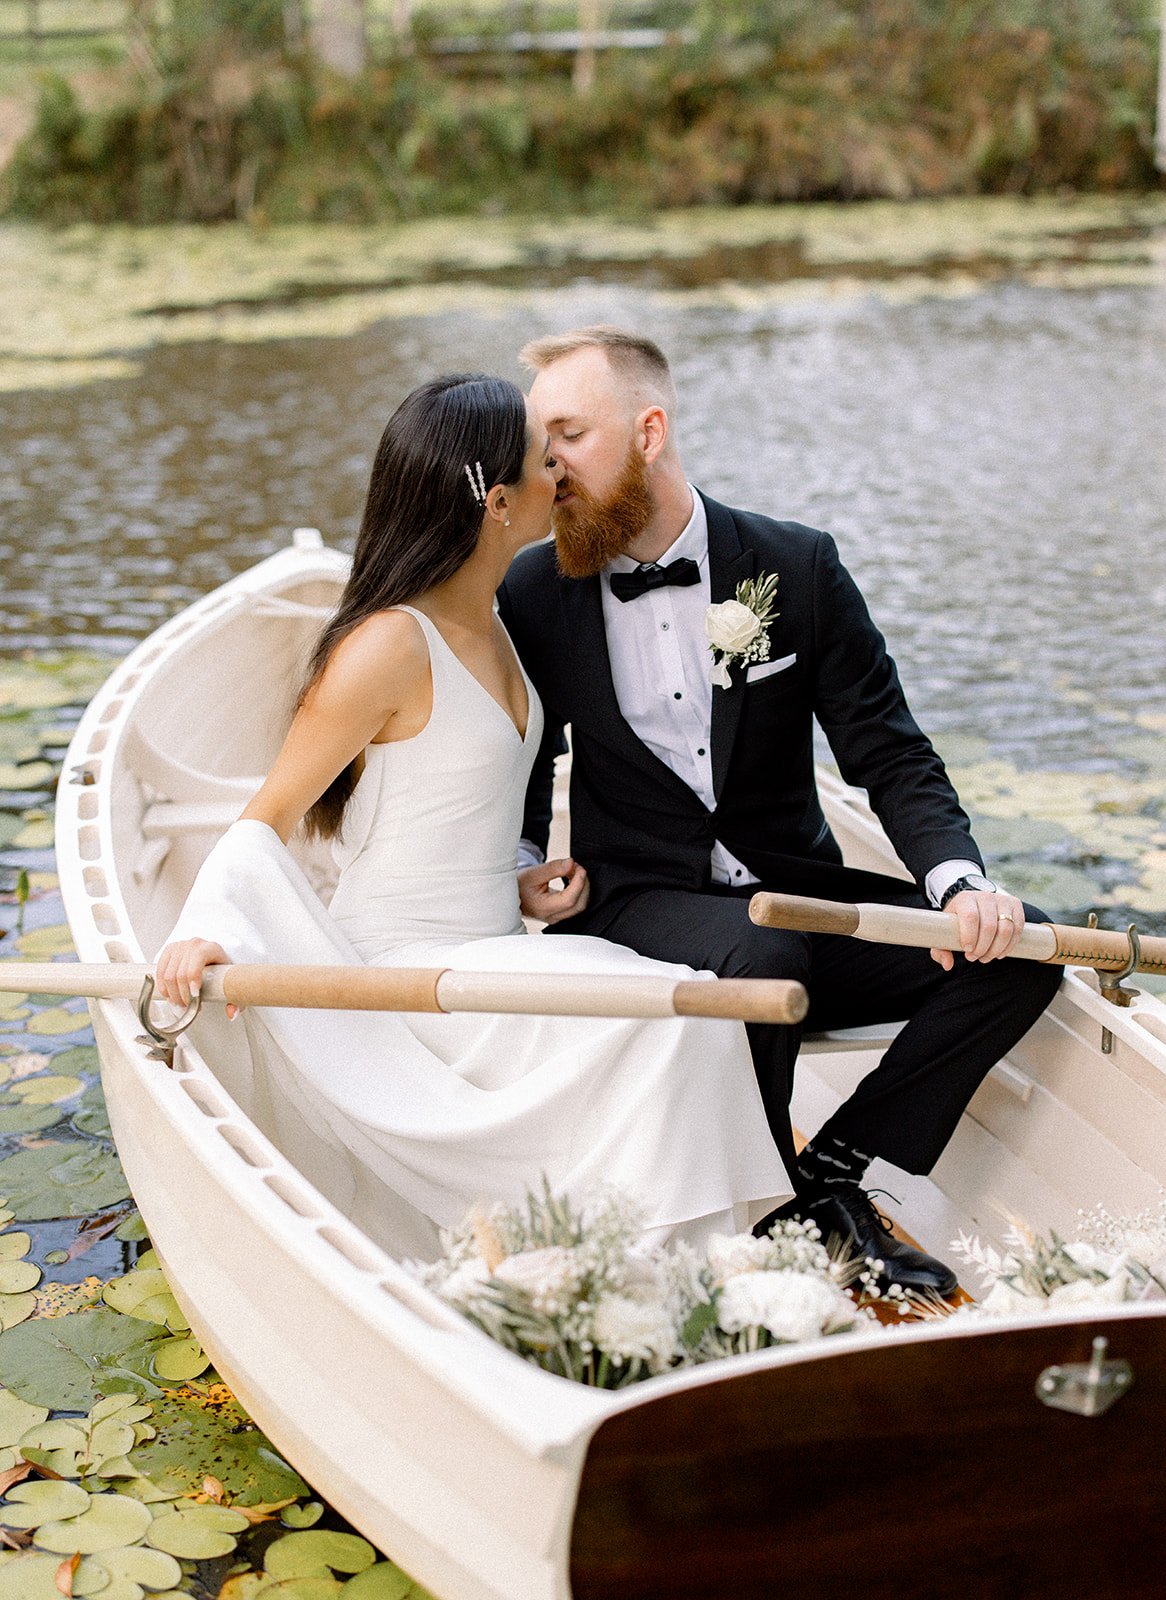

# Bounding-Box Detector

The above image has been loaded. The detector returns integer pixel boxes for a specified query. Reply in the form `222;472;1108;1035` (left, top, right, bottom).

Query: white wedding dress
165;606;790;1258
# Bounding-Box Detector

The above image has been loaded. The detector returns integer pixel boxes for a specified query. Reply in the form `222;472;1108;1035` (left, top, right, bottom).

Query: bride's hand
518;858;590;925
155;938;232;1010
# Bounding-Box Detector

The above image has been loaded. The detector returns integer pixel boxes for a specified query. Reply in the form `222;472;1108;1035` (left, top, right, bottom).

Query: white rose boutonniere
705;570;780;688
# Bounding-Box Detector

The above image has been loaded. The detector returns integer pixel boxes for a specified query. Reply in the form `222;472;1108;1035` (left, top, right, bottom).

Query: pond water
2;195;1164;929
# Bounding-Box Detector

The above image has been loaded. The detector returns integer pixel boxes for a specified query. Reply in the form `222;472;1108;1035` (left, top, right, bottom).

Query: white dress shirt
521;487;982;906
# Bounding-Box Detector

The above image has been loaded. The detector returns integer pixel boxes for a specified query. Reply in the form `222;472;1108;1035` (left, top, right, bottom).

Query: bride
156;373;790;1255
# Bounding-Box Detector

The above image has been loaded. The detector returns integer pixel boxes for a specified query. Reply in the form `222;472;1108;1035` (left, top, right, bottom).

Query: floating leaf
0;764;54;792
281;1502;324;1530
0;1388;49;1446
8;1077;84;1107
0;1261;41;1295
0;1551;103;1600
0;1291;37;1331
103;1268;187;1333
0;1143;130;1222
34;1491;153;1554
112;1215;146;1246
12;818;56;851
43;1251;69;1267
0;1478;90;1528
71;1087;111;1141
0;679;77;713
0;1104;64;1135
82;1544;182;1596
149;1339;208;1384
25;1011;89;1040
145;1501;248;1559
264;1532;377;1582
129;1390;307;1506
32;1279;104;1320
342;1565;437;1600
53;1552;80;1598
0;1307;173;1409
0;996;30;1023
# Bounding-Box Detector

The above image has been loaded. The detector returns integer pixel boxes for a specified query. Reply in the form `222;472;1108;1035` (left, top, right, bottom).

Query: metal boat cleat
1036;1335;1132;1417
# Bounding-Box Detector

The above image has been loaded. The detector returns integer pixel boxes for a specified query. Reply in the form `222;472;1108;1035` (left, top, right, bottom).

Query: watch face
964;874;994;893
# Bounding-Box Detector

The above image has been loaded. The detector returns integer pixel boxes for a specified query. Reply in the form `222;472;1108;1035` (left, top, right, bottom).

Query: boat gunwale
53;536;1166;1426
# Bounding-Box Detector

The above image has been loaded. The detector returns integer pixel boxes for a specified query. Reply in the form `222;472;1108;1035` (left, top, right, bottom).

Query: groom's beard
552;444;655;580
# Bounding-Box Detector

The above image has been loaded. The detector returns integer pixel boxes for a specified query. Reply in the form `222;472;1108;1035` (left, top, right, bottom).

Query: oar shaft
749;893;1166;977
0;960;808;1024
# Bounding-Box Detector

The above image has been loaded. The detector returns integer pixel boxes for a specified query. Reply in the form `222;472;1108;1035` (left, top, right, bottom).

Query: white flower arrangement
412;1180;872;1389
415;1184;1166;1386
949;1198;1166;1320
705;570;780;689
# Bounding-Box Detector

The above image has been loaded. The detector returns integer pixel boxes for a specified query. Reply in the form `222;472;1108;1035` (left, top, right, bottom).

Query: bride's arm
155;613;427;1004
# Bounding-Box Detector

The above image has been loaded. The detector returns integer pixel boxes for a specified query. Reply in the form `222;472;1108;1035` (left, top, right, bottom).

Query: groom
497;325;1061;1296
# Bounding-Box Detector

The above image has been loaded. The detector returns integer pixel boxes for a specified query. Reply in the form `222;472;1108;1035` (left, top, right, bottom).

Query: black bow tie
609;557;701;602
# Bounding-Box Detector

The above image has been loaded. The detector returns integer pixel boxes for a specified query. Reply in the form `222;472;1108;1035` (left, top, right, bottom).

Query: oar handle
749;893;1166;977
0;960;808;1025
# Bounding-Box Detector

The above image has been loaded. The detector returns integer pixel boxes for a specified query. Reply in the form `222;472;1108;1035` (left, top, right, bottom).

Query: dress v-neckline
408;605;532;744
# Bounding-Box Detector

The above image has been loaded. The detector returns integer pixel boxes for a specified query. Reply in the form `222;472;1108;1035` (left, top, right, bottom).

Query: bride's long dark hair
301;373;529;840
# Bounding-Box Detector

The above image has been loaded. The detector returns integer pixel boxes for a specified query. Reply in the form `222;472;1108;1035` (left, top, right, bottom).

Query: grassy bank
2;0;1163;224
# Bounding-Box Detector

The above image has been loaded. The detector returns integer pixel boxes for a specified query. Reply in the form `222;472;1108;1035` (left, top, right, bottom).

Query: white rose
1047;1272;1132;1309
706;1232;774;1285
438;1258;492;1307
705;599;761;654
592;1293;678;1372
717;1269;852;1342
493;1246;582;1315
1061;1241;1119;1275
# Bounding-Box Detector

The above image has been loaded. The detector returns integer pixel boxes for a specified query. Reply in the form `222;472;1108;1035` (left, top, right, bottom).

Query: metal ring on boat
136;975;203;1068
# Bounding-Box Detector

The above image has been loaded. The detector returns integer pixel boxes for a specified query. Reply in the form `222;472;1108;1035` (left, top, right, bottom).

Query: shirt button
660;621;670;631
697;747;706;756
673;691;682;700
734;869;743;878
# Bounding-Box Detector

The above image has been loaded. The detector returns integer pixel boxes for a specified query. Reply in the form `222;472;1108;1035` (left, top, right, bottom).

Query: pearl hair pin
464;461;488;504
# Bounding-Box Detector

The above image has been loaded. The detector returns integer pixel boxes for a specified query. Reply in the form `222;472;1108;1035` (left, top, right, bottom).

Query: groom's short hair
519;325;676;409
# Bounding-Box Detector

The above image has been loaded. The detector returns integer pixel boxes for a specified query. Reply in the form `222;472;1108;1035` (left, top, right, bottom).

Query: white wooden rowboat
56;531;1166;1600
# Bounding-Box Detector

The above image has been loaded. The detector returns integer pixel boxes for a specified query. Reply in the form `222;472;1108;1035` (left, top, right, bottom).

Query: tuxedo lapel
558;568;707;808
706;495;756;798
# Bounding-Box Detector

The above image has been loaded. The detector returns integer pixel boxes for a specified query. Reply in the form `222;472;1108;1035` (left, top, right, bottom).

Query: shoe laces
835;1184;901;1236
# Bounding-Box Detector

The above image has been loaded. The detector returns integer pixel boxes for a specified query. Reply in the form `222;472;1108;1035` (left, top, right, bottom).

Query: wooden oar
749;892;1166;977
0;961;808;1024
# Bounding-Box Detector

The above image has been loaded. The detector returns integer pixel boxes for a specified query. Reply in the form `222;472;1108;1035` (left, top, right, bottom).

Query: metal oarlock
1092;916;1143;1055
136;975;203;1068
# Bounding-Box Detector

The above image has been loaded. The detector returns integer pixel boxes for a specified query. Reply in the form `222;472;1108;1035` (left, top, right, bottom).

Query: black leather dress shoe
767;1187;959;1299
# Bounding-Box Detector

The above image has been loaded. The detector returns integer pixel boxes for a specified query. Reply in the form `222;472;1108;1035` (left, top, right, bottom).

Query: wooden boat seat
122;721;261;886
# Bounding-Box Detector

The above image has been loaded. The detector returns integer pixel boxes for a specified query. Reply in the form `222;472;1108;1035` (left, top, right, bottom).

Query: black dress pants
599;881;1063;1184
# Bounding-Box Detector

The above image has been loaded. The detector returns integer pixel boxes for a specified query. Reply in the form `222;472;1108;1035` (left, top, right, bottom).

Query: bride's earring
505;516;511;527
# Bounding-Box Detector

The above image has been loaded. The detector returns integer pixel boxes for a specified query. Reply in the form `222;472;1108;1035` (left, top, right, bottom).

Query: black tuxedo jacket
497;492;982;934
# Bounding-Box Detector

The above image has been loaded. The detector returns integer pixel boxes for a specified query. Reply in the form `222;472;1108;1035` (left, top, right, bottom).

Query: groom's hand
518;857;590;924
931;890;1025;969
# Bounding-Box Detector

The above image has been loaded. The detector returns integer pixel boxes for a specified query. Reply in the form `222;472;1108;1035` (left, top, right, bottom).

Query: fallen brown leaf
0;1461;33;1495
55;1551;81;1597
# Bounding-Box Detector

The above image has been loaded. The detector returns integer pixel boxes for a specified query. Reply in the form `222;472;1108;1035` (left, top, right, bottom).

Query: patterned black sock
794;1135;873;1201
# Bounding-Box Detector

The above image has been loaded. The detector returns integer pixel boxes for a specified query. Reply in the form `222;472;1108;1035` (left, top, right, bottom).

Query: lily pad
0;1476;91;1527
0;1306;174;1409
130;1390;308;1505
11;817;55;851
6;1074;84;1105
0;1102;64;1135
342;1566;437;1600
150;1337;209;1383
281;1501;324;1529
73;1084;112;1139
0;1386;49;1445
34;1489;154;1553
0;1291;37;1331
25;1007;90;1038
103;1265;188;1332
145;1500;249;1558
0;1260;40;1294
0;1550;107;1600
264;1531;377;1581
0;763;55;791
83;1545;182;1595
114;1213;148;1244
0;1142;130;1221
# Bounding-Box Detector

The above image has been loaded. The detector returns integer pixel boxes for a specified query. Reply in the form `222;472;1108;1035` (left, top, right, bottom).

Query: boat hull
55;534;1166;1600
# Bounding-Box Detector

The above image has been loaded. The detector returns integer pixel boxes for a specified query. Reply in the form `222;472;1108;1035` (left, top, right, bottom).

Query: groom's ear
637;404;669;465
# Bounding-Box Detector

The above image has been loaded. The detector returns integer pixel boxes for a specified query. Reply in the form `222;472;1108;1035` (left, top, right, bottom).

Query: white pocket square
746;653;797;683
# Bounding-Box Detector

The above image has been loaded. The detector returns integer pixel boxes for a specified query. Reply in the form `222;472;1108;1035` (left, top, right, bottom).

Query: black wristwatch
939;872;998;909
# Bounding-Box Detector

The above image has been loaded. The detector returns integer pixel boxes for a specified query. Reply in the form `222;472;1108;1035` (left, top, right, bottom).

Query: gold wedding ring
999;911;1015;922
